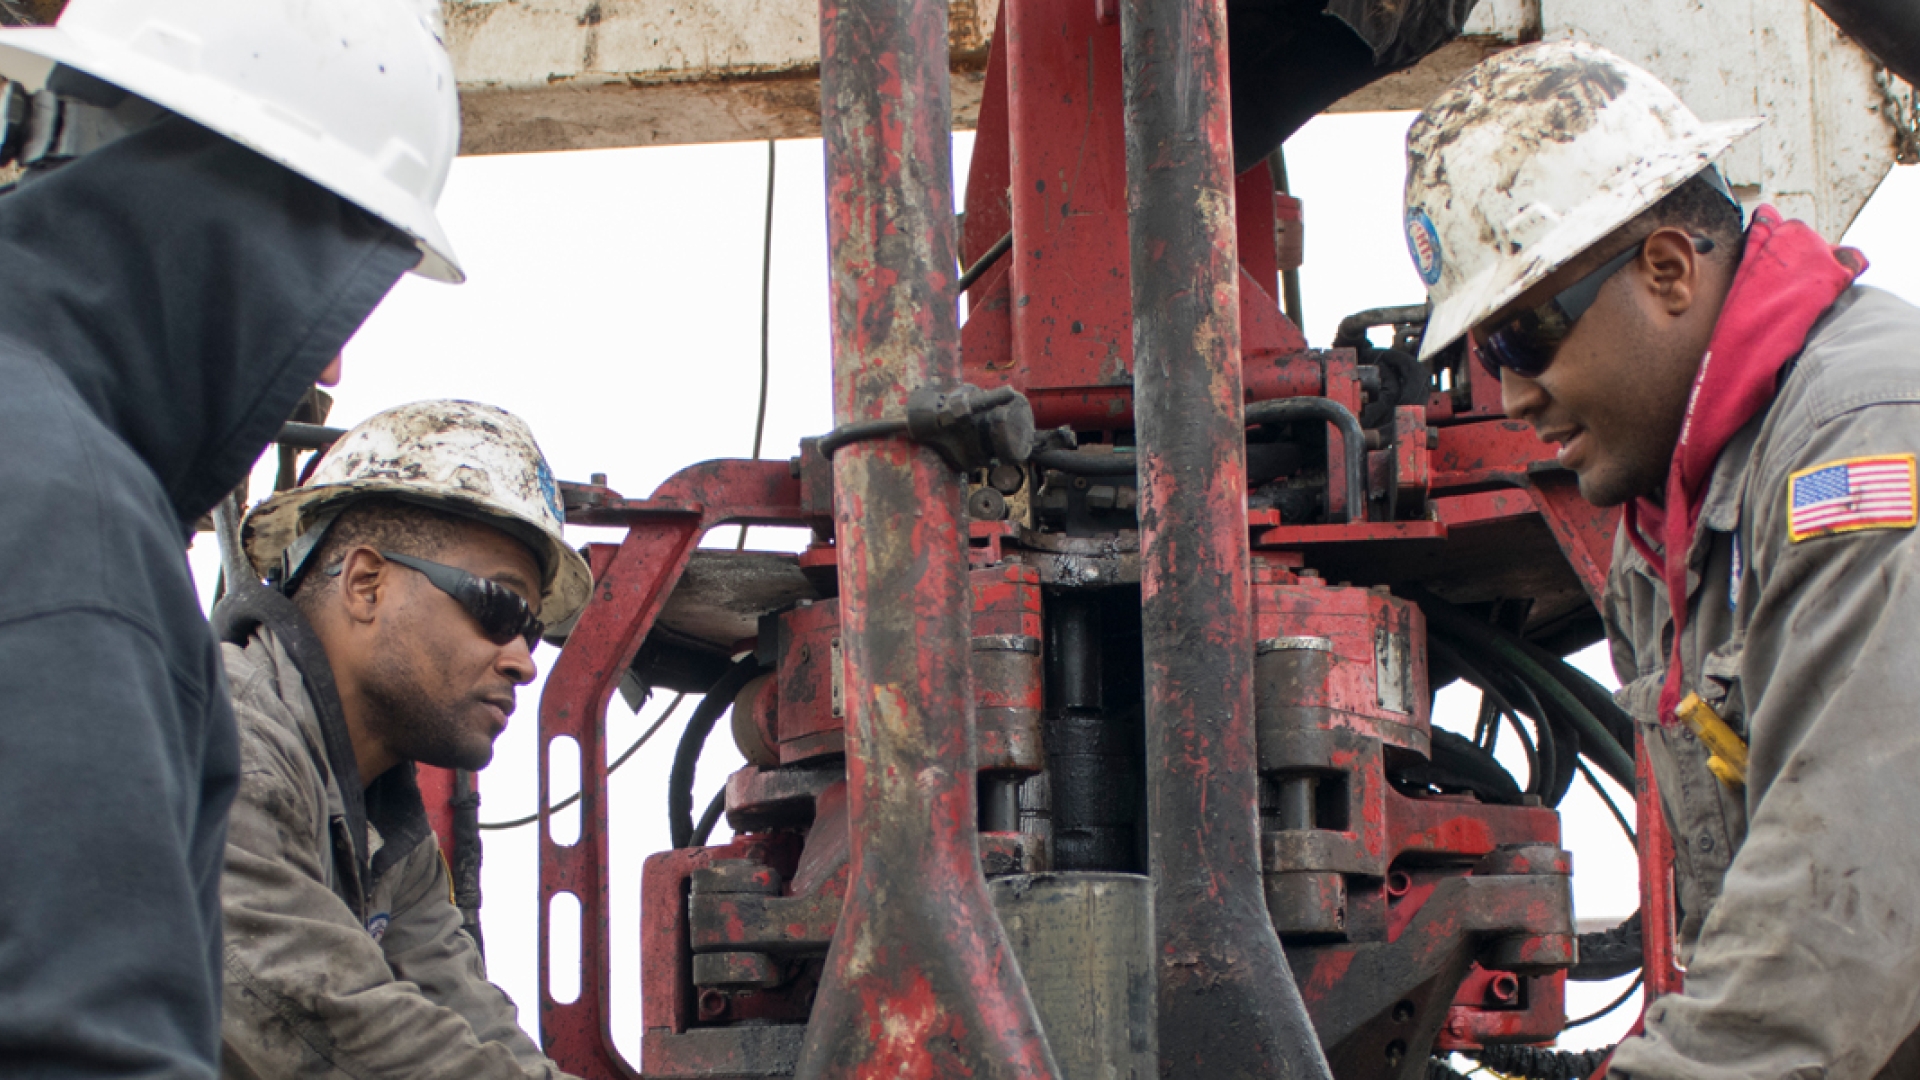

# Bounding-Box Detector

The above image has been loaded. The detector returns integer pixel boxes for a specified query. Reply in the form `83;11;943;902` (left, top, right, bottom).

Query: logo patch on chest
366;912;390;942
1787;454;1917;543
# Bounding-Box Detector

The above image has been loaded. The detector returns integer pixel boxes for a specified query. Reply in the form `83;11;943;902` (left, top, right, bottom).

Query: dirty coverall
1606;286;1920;1079
214;586;579;1079
0;117;415;1076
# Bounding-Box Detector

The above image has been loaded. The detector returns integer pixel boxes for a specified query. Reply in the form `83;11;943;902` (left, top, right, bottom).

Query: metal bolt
968;486;1010;521
1486;972;1521;1005
1086;484;1117;510
987;463;1026;495
698;989;728;1021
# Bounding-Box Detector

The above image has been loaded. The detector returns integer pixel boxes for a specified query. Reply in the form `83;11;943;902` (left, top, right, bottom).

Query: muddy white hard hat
243;401;592;626
0;0;464;282
1403;40;1762;362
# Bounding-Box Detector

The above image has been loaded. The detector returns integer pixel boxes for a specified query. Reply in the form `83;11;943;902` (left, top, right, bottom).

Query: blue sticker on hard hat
535;457;563;524
1406;207;1444;286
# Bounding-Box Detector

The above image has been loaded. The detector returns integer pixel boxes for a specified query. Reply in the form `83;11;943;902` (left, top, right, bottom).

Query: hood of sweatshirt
0;114;420;525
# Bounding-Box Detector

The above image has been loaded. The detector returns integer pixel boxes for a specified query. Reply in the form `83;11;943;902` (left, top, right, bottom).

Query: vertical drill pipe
795;0;1060;1073
1119;0;1333;1076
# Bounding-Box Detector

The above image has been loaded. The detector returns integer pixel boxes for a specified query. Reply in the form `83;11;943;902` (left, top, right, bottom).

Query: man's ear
335;547;390;628
1640;227;1700;316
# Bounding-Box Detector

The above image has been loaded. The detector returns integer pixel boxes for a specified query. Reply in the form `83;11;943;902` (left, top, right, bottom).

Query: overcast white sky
187;111;1920;1065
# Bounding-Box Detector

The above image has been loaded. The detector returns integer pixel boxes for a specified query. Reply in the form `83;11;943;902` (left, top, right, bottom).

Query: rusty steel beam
1119;0;1332;1075
791;0;1059;1074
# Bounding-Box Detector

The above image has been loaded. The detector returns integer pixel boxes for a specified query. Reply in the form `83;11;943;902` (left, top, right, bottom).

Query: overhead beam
449;0;1533;155
450;0;994;155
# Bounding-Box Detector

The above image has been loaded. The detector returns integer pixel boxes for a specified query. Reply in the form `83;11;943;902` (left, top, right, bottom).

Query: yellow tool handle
1676;692;1749;788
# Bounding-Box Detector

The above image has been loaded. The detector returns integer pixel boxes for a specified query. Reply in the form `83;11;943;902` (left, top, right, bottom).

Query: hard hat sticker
535;457;564;525
1406;208;1444;286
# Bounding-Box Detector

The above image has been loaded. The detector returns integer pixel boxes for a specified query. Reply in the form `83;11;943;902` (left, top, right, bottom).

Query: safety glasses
375;551;544;649
1476;235;1714;380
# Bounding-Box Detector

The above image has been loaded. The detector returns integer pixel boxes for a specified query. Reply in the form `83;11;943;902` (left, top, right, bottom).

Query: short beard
359;647;496;775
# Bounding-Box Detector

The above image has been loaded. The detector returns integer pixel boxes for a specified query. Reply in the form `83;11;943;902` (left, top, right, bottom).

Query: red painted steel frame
537;461;814;1079
1119;0;1329;1073
795;0;1059;1072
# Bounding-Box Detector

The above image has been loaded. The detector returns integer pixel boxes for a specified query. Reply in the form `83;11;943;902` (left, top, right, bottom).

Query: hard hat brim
0;27;465;283
1419;115;1764;363
245;479;593;628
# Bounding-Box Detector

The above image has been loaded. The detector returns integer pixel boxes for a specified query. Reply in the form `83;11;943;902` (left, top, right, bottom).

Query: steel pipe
1119;0;1333;1073
794;0;1059;1072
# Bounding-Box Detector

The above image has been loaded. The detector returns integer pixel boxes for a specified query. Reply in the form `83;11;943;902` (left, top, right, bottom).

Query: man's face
1478;228;1722;507
359;523;543;772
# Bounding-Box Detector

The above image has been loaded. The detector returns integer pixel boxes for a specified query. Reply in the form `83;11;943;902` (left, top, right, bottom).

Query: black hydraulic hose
668;657;763;849
1032;447;1138;476
1470;1044;1616;1080
1427;636;1539;797
1573;911;1643;982
690;788;728;847
1486;663;1571;806
1417;597;1636;787
815;417;909;459
1516;636;1635;756
958;230;1014;292
1244;397;1366;522
1426;727;1524;804
1331;303;1429;349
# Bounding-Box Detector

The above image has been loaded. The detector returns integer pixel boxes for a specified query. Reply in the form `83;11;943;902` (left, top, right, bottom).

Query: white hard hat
1403;40;1762;362
243;401;593;626
0;0;464;282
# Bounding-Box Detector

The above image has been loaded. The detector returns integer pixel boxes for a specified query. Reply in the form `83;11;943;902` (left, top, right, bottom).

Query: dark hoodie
0;115;417;1077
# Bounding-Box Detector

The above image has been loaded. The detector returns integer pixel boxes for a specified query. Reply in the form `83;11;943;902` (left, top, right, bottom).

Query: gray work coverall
219;619;579;1079
1605;286;1920;1079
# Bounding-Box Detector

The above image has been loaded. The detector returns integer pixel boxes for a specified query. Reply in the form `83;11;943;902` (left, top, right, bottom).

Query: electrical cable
739;138;777;552
479;692;687;830
1562;974;1643;1030
958;230;1013;292
668;657;764;849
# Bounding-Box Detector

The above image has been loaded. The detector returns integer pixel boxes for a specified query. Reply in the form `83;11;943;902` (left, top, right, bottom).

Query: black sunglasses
329;551;544;649
1476;234;1715;380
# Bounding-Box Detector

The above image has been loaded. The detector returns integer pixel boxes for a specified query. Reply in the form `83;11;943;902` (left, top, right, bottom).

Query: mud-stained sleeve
220;703;559;1080
378;839;578;1078
1611;401;1920;1080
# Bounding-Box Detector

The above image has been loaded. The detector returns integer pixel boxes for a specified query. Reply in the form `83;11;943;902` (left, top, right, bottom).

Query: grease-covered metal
1118;0;1330;1074
793;0;1059;1072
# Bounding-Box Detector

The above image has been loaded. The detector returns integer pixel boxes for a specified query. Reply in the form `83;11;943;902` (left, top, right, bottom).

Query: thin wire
478;692;688;830
1577;755;1637;847
1563;974;1643;1030
738;138;777;552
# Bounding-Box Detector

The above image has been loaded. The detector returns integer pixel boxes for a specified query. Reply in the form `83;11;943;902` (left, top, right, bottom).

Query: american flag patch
1787;454;1918;543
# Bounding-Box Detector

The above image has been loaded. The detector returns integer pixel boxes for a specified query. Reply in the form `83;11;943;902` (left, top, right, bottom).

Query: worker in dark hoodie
0;0;465;1076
